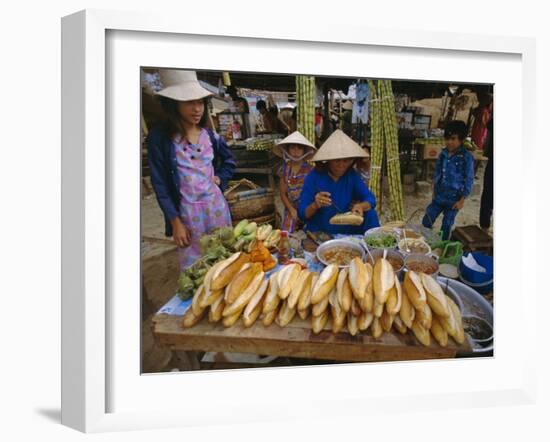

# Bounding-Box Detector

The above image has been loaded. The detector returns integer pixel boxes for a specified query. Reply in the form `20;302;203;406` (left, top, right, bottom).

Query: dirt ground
140;162;492;372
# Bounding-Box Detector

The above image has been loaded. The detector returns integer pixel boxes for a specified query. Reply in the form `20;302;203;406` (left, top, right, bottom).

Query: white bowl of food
398;238;431;255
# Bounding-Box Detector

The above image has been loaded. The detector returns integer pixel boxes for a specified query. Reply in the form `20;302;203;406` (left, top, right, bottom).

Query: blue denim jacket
147;126;236;237
433;145;474;203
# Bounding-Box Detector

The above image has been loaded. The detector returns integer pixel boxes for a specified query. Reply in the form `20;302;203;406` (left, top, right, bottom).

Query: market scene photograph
140;68;494;373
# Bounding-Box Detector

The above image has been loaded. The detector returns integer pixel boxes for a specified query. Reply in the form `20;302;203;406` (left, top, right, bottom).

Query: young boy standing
422;120;474;240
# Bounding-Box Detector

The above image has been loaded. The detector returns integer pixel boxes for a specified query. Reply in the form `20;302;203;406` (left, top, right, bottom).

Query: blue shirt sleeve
352;170;376;209
433;152;444;187
298;171;316;221
211;131;236;191
462;151;475;198
147;129;179;222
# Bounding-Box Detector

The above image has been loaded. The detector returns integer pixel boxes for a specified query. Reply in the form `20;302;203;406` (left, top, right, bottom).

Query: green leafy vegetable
365;234;397;248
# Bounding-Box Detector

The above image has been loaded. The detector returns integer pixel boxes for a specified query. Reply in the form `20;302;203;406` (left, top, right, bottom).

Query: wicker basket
224;179;275;222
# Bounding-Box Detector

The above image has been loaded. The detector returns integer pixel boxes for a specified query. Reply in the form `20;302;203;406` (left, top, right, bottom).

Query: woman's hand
452;197;465;210
351;202;371;215
289;207;298;221
213;176;221;186
171;218;191;248
314;191;332;208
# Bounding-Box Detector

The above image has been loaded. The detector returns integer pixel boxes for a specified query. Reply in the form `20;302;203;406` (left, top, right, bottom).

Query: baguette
191;284;207;316
416;302;433;329
448;298;465;344
262;272;281;314
262;307;278;327
386;275;403;315
312;290;330;317
199;288;223;308
411;318;431;346
203;260;225;293
440;296;458;336
224;262;262;304
373;258;395;304
358;311;374;331
373;300;384;318
223;271;265;317
276;300;297;327
336;268;352;312
182;306;205;328
347;313;359;336
331;304;347;333
297;307;310;320
312;310;329;334
243;302;262;328
222;309;242;327
349;257;368;301
288;269;313;309
329;211;364;226
243;277;269;318
361;263;375;312
277;263;302;300
399;285;416;328
350;297;362;317
371;317;383;338
430;316;448;347
403;270;427;309
211;252;251;291
208;296;225;323
380;310;395;332
311;264;339;304
421;273;450;318
393;315;408;334
298;274;318;311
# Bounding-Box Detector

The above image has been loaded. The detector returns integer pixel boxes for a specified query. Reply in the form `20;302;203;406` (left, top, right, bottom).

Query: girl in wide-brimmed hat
297;129;380;234
147;69;236;270
272;131;316;232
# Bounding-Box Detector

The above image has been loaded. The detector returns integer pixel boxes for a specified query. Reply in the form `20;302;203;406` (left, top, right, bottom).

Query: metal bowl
363;227;399;250
404;253;439;275
398;238;432;255
462;315;493;346
365;248;405;277
316;239;366;269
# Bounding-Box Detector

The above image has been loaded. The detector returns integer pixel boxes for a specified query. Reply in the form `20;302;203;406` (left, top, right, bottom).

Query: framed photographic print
62;8;537;434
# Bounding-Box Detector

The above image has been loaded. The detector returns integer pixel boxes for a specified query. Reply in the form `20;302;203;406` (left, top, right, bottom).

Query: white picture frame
61;9;538;433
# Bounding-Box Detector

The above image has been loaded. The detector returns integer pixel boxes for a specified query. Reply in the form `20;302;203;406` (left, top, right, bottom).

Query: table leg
173;351;201;370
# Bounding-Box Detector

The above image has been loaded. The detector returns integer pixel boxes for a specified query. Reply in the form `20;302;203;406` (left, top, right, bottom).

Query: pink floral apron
174;129;232;270
280;160;312;233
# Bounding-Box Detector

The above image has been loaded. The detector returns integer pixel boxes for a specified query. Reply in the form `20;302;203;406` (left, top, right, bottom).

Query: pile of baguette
182;252;465;347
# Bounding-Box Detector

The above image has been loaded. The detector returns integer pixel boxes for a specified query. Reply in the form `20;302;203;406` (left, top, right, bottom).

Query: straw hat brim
155;82;213;102
272;131;317;158
311;129;368;162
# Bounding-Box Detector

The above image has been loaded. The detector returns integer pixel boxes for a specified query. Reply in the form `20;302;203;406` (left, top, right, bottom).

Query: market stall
152;220;493;367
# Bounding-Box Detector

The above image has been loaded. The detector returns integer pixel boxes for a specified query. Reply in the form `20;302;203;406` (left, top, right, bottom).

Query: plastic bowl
458;272;493;295
459;252;493;284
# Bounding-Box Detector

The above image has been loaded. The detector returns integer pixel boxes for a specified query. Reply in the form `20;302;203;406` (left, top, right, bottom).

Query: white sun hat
272;131;317;158
311;129;368;162
155;69;213;102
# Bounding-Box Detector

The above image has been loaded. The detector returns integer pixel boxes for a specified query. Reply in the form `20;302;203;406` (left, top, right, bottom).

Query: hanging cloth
352;82;370;124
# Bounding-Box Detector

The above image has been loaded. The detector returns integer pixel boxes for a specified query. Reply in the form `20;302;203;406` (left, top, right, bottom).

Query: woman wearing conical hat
272;131;316;232
147;69;235;270
297;130;380;234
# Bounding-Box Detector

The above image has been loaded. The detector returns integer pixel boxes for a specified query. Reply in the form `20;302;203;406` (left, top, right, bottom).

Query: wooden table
153;314;470;363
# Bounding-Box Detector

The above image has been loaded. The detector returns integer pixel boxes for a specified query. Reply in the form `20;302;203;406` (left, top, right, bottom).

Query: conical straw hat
311;129;368;162
272;131;316;158
155;69;213;102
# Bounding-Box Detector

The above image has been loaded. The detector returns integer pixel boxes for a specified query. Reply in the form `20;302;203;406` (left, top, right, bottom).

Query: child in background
273;131;317;232
422;120;474;240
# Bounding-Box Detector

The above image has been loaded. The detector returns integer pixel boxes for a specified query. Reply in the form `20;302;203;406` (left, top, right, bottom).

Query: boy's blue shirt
433;144;474;203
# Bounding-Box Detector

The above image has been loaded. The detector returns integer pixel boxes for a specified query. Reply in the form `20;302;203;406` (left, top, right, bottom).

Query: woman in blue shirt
298;130;380;234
